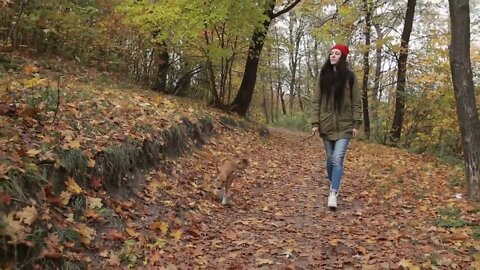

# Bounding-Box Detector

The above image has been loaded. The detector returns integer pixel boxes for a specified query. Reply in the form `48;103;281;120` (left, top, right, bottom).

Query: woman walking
310;44;362;209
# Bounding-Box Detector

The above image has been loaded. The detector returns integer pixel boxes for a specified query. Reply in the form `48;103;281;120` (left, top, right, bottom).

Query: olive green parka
310;71;363;140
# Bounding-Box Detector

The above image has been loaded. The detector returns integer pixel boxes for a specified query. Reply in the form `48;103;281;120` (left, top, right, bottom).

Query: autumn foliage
0;55;478;269
1;0;480;268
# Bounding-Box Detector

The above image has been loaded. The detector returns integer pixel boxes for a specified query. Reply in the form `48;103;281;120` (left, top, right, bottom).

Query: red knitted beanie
331;44;349;56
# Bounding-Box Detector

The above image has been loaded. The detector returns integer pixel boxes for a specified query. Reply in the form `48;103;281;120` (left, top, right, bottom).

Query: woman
310;44;362;209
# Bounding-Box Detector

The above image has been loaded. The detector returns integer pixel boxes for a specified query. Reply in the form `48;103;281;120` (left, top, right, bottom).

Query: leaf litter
0;60;479;269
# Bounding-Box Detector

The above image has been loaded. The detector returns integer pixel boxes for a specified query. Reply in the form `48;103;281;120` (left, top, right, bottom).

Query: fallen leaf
126;227;140;238
5;212;30;243
84;208;101;220
23;64;39;74
449;232;469;241
75;223;95;245
26;149;41;157
66;213;74;222
60;191;71;205
328;238;341;246
0;193;12;205
66;177;82;194
66;139;81;149
88;197;102;209
99;250;109;258
148;238;166;249
106;229;125;241
171;230;182;241
166;264;178;270
399;259;420;270
16;206;38;226
87;158;95;168
89;176;102;189
151;221;169;235
225;231;237;240
256;258;274;266
107;251;121;266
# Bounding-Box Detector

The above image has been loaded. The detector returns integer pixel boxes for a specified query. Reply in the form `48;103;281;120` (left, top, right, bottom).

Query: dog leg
222;176;233;205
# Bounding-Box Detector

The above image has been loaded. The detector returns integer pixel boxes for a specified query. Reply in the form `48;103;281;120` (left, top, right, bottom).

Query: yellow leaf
147;181;161;192
60;191;71;205
88;197;102;209
328;238;341;246
66;177;82;194
170;230;182;241
126;227;140;238
151;221;169;235
148;238;166;249
87;159;95;168
16;206;38;226
399;259;420;270
5;212;30;243
26;149;41;157
256;258;274;266
66;140;81;149
75;224;95;245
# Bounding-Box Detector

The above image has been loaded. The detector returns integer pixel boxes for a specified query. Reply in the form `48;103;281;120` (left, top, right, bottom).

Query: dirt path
108;127;477;269
188;128;370;269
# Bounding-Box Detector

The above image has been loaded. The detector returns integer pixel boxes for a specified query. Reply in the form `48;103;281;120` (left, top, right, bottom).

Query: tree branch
271;0;302;19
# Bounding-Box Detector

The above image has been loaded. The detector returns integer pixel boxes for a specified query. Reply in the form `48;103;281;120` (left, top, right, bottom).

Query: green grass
59;228;80;243
448;175;465;188
60;149;88;186
269;112;310;132
436;207;469;228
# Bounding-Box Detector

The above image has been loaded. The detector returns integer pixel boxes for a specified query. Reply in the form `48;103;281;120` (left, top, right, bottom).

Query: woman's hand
311;127;319;136
352;128;358;137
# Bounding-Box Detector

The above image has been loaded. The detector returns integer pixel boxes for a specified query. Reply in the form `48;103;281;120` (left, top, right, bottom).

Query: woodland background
1;0;478;160
1;0;480;268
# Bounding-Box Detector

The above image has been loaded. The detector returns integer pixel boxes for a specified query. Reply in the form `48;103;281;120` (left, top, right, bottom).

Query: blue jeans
322;138;350;192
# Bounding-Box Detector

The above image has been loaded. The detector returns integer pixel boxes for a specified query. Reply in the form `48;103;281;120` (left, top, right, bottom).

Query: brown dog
214;158;248;205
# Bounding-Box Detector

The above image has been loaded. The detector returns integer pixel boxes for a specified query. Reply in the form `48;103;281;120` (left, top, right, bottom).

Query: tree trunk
270;78;275;122
262;80;270;124
280;88;287;115
287;13;302;116
361;0;372;139
389;0;416;143
448;0;480;199
230;19;271;116
154;46;170;92
372;23;383;133
297;62;304;112
230;0;301;116
275;85;280;122
203;30;221;107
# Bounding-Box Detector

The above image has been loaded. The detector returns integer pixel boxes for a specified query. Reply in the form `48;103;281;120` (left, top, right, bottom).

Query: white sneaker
221;195;228;205
327;191;337;209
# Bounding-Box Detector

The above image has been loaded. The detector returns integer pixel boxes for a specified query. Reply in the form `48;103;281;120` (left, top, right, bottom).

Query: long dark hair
319;54;351;112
